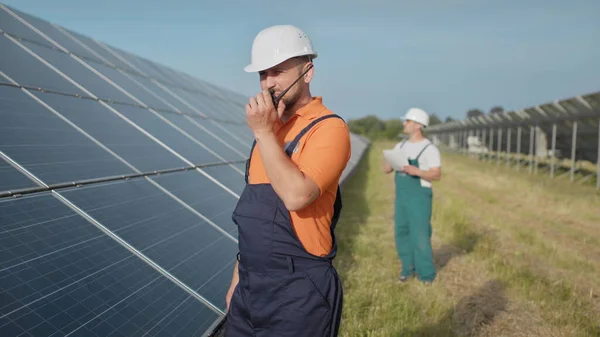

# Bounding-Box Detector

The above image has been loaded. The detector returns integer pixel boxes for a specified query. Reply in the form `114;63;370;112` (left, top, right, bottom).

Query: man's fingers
255;92;267;109
248;96;258;110
261;89;273;109
277;98;286;117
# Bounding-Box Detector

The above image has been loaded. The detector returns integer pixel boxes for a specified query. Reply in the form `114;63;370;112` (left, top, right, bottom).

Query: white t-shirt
393;139;441;188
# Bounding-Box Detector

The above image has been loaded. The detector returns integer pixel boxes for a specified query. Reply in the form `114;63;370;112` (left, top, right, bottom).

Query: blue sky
3;0;600;121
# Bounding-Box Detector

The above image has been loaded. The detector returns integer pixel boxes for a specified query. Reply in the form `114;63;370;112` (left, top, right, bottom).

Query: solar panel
0;3;370;336
0;85;136;184
0;159;37;193
427;91;600;163
0;193;220;337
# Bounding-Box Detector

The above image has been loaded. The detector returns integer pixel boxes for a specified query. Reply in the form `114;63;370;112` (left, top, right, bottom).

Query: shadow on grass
403;280;508;337
433;244;464;271
434;218;482;273
335;146;372;279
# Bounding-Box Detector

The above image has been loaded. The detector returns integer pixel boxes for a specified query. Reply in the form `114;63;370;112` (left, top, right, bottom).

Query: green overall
394;141;436;282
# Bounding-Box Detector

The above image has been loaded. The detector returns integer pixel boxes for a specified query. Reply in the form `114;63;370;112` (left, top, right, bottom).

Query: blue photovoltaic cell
150;170;239;235
0;160;36;194
168;87;233;122
110;50;179;87
17;40;138;104
205;121;252;154
124;55;182;88
83;62;175;112
105;103;224;165
207;97;244;122
28;91;186;172
226;123;254;146
0;7;52;45
0;34;87;96
158;113;246;162
0;193;218;337
60;178;238;309
0;85;134;185
60;28;141;74
234;162;247;175
201;165;246;196
1;6;104;65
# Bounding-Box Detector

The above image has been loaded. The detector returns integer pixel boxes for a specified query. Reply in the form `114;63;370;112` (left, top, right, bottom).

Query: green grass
335;140;600;337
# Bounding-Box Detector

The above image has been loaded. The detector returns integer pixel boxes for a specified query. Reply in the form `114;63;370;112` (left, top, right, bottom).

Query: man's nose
265;75;277;91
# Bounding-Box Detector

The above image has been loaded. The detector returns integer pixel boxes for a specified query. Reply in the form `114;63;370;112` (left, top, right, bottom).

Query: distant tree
466;109;484;119
429;114;442;126
348;115;386;140
383;119;404;139
489;106;504;115
444;116;455;123
347;115;405;140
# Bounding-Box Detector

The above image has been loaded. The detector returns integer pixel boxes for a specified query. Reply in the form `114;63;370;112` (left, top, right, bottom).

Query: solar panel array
0;4;370;336
427;91;600;165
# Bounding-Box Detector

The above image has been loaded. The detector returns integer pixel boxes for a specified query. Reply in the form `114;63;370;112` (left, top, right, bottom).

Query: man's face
258;57;310;110
403;120;421;134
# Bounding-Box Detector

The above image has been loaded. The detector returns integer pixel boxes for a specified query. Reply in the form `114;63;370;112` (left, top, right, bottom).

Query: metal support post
529;126;534;174
550;124;557;178
507;128;511;168
516;126;522;171
497;128;502;166
482;129;487;161
571;121;578;182
465;130;471;155
534;125;539;175
489;129;494;163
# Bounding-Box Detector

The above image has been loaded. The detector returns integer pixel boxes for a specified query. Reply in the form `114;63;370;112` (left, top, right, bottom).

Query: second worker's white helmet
403;108;430;127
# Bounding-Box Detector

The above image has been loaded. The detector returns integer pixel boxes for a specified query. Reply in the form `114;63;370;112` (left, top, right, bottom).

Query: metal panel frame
428;91;600;189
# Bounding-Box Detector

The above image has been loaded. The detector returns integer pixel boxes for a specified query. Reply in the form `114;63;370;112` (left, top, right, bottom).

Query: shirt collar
295;96;326;120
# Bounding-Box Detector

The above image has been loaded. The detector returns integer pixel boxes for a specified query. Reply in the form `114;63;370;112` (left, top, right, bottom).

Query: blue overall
394;140;436;282
226;115;345;337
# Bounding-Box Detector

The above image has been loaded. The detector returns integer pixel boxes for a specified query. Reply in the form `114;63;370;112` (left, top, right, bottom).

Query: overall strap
284;114;345;157
415;142;432;161
244;114;346;184
244;141;257;184
282;114;346;261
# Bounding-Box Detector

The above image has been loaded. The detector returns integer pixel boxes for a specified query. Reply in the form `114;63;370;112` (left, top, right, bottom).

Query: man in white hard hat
225;25;351;337
383;108;442;284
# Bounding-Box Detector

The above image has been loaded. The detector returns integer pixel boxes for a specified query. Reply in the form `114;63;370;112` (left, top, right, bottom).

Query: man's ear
303;63;314;84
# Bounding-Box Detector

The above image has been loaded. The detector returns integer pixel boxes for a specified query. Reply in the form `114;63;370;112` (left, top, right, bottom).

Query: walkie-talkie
268;63;314;107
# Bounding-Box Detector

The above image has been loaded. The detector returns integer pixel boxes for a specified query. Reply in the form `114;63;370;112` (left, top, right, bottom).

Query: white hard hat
244;25;318;73
403;108;430;127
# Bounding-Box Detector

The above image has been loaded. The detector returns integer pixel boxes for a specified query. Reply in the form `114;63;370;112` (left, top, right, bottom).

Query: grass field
335;140;600;337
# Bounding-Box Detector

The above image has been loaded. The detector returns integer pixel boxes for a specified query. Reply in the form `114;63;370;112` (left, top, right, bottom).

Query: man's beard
281;90;300;112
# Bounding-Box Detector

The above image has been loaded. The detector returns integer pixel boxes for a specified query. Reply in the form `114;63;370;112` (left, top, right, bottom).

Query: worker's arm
253;130;320;211
247;90;350;211
383;161;394;174
403;145;442;181
225;260;239;311
402;164;441;182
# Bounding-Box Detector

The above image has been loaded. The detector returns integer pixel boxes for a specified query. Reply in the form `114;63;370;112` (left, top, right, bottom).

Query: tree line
347;114;446;140
347;106;504;140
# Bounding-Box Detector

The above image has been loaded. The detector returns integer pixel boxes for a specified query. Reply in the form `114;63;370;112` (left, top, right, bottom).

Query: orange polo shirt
247;96;351;257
